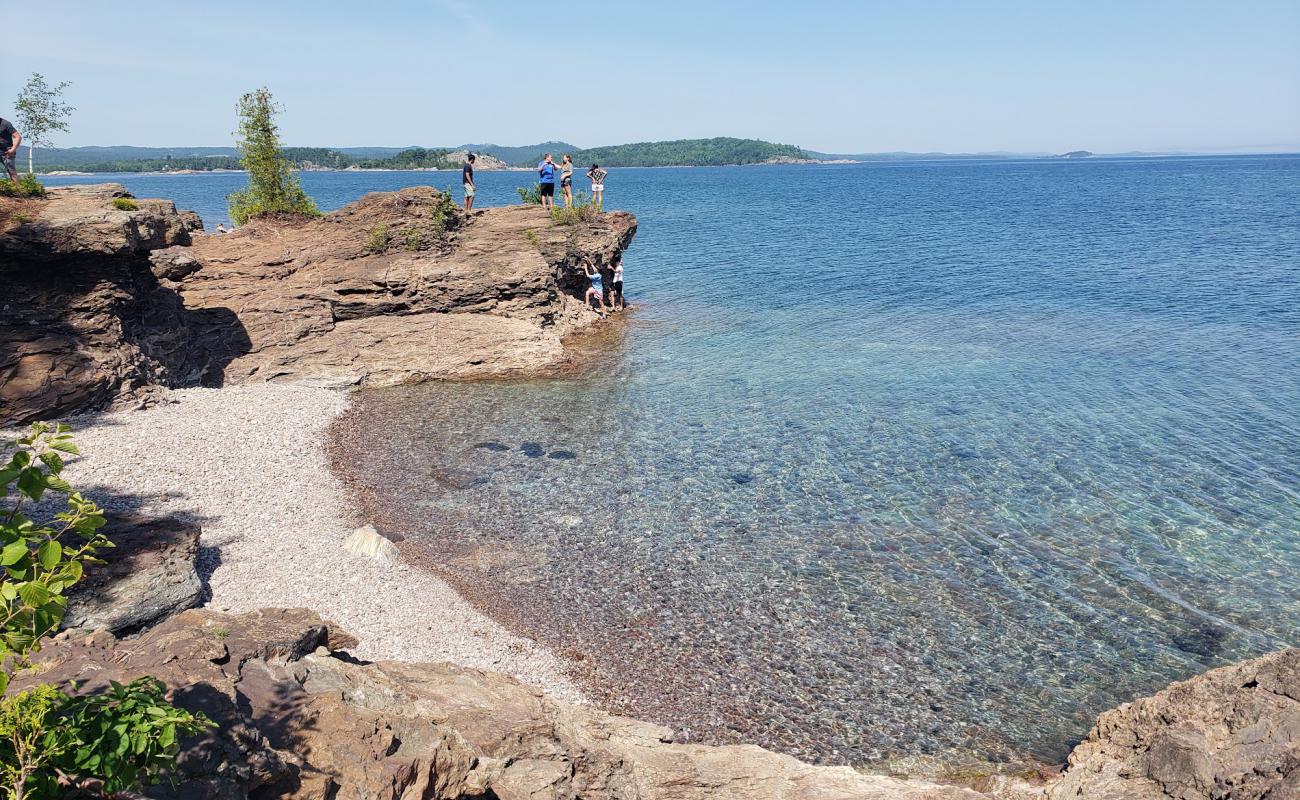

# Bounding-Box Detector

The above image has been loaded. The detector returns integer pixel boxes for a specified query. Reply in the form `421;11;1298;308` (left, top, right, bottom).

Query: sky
1;0;1297;153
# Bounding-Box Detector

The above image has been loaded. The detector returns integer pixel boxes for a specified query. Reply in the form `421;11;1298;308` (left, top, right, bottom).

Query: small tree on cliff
13;74;73;175
227;88;319;224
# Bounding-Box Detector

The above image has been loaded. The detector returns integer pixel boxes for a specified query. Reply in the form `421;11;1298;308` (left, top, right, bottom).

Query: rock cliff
1;184;635;426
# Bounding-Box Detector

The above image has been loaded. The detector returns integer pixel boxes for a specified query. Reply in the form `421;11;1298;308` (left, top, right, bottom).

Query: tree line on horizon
31;138;810;173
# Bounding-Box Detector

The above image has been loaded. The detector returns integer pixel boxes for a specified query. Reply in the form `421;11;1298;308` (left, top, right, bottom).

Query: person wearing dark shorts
462;152;476;212
537;153;558;209
611;255;625;311
0;118;21;184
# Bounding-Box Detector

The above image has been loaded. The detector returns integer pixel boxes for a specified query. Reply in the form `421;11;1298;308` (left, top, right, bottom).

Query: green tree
13;74;73;175
227;88;319;224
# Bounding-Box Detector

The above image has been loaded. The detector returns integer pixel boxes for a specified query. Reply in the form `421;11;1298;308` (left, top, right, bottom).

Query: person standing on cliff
0;117;21;184
587;163;608;209
537;153;558;210
462;152;476;212
559;154;575;208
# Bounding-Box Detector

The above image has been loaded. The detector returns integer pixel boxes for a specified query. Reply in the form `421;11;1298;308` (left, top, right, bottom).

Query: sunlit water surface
51;157;1300;765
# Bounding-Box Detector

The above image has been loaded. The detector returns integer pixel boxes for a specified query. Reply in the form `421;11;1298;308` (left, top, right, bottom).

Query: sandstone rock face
1046;648;1299;800
180;187;636;388
25;608;995;800
0;184;201;426
1;184;636;425
62;513;202;633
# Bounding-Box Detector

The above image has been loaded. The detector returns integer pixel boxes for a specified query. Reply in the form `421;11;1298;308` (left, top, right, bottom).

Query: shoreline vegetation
25;137;1251;175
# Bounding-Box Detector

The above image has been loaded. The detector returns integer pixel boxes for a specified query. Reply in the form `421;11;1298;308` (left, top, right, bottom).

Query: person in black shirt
0;118;21;184
462;152;476;212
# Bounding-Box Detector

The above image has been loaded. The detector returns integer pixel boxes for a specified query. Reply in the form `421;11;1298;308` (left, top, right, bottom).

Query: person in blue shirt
537;153;559;210
583;260;608;318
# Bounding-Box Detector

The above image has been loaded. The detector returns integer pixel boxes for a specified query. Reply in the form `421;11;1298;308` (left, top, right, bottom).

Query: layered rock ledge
1;184;635;426
24;607;1298;799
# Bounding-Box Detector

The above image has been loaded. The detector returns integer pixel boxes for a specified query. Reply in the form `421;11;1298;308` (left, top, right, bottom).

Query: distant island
1055;150;1094;158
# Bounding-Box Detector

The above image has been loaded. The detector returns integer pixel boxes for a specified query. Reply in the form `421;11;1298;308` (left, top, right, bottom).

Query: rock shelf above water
1;183;636;426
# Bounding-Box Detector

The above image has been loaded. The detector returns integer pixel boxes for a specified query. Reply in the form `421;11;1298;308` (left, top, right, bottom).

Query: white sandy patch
55;384;583;702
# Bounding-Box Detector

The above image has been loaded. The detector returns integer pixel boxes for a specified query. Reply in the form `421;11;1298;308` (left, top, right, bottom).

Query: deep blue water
49;157;1300;765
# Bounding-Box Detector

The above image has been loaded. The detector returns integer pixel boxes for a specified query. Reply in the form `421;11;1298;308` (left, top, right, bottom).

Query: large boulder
62;513;202;633
25;608;996;800
1046;648;1300;799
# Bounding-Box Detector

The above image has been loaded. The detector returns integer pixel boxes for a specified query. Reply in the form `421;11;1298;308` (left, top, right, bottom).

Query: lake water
47;157;1300;766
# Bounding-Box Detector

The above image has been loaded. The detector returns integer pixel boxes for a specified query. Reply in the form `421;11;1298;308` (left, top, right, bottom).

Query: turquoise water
50;158;1300;765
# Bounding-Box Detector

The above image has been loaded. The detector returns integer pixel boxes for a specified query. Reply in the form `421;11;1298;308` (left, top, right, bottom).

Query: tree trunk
27;143;33;176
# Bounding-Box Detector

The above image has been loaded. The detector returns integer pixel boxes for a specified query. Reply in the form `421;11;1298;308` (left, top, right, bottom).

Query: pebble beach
53;384;583;703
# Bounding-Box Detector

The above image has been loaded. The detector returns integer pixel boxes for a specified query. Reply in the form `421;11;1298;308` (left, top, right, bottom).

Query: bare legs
562;182;573;208
585;287;607;317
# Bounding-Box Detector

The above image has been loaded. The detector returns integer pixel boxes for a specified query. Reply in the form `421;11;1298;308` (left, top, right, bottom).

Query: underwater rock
520;442;546;458
474;441;511;452
547;450;577;460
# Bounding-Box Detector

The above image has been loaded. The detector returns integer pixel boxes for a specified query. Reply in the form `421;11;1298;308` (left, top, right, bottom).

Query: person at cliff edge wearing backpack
0;117;21;185
537;153;559;210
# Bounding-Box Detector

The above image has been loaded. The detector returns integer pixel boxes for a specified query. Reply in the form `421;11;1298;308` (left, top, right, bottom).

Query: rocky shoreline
3;185;1297;798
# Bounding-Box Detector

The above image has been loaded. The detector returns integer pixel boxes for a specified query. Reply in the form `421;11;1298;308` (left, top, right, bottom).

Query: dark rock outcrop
26;608;993;800
1;184;636;426
62;513;202;633
0;184;209;426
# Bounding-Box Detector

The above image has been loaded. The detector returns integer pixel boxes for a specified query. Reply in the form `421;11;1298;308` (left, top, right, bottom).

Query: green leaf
49;440;80;454
16;467;45;501
45;474;73;493
17;581;51;606
1;539;28;565
39;450;65;473
37;538;62;569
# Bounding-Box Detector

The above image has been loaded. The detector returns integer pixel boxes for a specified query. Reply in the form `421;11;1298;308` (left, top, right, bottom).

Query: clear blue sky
1;0;1297;153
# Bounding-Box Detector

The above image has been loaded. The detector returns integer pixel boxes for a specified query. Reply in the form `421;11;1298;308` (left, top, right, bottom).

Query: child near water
584;261;608;318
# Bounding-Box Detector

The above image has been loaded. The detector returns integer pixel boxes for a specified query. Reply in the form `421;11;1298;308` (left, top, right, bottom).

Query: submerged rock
520;442;546;458
474;441;511;452
547;449;577;460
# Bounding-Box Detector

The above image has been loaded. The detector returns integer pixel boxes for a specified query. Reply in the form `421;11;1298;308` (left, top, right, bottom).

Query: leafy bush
10;212;31;225
516;184;542;205
227;88;320;225
430;188;457;238
0;424;110;688
110;197;138;211
404;228;424;252
365;225;389;254
0;174;46;199
0;424;212;799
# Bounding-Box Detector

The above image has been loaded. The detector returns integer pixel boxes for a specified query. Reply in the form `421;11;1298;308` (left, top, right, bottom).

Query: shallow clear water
53;158;1300;765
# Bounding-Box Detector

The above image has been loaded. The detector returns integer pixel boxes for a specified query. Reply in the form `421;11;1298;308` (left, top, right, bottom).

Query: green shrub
516;184;542;205
0;424;212;799
0;174;46;199
365;225;389;254
431;188;457;237
110;197;138;211
549;196;601;226
10;212;31;225
404;228;424;252
227;88;320;225
524;229;539;247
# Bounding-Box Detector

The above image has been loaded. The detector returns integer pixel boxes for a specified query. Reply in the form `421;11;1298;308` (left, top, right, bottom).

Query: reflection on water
325;157;1293;765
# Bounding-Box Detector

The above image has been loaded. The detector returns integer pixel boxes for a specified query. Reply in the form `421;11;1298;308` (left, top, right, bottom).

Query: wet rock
1171;621;1226;659
547;449;577;460
520;442;546;458
474;441;511;452
431;467;489;490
